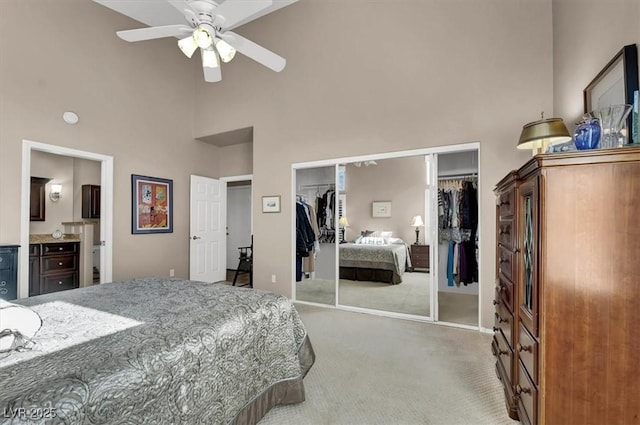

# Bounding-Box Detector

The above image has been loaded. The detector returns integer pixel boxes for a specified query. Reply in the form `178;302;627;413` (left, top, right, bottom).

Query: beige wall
29;151;74;235
0;0;221;283
553;0;640;129
219;142;253;177
192;0;551;329
344;157;425;244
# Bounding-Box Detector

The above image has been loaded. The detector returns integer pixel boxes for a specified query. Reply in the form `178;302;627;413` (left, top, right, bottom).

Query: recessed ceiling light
62;111;79;125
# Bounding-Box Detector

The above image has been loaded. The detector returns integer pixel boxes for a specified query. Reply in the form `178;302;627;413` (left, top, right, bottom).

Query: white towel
0;299;42;352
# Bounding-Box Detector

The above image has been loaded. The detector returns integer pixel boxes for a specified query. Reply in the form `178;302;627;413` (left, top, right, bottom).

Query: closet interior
436;151;479;326
294;167;336;306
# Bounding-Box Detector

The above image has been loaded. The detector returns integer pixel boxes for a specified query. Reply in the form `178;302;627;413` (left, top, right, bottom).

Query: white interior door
190;175;226;283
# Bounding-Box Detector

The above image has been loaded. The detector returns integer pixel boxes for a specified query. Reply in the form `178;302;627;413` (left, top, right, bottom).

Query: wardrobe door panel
517;175;539;337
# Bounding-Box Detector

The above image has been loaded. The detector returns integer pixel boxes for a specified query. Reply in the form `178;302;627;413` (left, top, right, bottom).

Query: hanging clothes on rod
438;177;478;286
295;196;317;282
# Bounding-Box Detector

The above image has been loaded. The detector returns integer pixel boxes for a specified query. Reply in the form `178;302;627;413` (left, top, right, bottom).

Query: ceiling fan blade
117;24;192;42
213;0;273;30
220;31;286;72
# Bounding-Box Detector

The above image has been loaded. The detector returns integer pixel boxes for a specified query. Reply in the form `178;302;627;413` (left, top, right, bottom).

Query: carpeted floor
260;304;517;425
296;272;430;317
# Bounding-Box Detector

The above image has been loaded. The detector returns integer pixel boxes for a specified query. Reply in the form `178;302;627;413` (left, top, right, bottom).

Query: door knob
192;236;201;240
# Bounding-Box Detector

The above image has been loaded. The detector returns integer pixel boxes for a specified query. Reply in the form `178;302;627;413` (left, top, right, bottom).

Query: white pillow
380;231;393;244
0;299;42;354
360;236;387;245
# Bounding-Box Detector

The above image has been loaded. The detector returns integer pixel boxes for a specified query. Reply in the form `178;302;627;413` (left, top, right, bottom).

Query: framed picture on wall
262;195;281;213
583;44;639;141
131;174;173;234
372;201;392;218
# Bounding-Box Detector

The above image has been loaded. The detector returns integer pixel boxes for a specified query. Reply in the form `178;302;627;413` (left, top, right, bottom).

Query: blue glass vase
573;117;601;150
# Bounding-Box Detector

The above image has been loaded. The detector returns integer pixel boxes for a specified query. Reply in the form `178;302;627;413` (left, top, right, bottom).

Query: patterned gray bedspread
0;277;311;424
339;242;412;283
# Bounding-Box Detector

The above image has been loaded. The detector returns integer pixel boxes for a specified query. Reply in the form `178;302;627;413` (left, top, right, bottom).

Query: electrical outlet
271;274;276;283
169;269;175;277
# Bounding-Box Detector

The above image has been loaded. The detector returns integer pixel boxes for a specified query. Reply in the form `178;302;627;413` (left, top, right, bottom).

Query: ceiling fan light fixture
214;38;236;63
178;36;198;58
194;27;212;49
202;48;220;68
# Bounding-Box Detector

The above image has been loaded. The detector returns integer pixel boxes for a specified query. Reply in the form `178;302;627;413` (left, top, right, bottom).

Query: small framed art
262;195;281;213
372;201;392;218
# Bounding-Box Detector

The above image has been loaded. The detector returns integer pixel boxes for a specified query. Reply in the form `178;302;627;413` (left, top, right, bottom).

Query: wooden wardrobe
493;147;640;425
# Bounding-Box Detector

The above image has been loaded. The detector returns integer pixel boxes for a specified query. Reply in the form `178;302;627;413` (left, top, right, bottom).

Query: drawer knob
500;200;510;206
58;281;63;285
516;385;531;395
498;348;509;356
58;262;64;266
499;229;510;235
499;258;509;264
492;326;499;333
0;281;6;286
517;343;533;353
59;247;63;251
493;299;499;306
494;313;508;323
496;285;507;293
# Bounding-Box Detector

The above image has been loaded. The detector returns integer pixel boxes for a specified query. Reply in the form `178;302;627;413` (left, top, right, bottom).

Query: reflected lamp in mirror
49;184;62;202
338;216;349;244
411;215;424;244
517;114;572;156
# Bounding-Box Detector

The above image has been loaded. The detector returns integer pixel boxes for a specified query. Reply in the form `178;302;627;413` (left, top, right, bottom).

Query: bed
0;277;315;425
339;239;412;284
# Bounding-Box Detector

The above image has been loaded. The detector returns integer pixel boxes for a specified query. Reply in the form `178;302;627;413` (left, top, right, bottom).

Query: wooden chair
232;236;253;287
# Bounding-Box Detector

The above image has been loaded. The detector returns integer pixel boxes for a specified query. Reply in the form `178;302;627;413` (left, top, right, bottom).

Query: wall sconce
517;113;572;156
338;216;349;244
411;215;424;244
50;184;62;202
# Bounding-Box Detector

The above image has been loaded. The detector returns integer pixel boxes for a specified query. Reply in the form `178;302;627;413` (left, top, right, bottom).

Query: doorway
225;179;252;282
20;140;114;299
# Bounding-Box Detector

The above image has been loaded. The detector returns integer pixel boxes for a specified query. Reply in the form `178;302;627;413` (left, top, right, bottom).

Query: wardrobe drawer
516;361;538;425
498;246;514;281
492;332;513;384
498;219;515;248
41;255;77;273
518;322;538;385
494;301;513;348
42;242;78;256
498;190;515;217
495;276;514;313
41;273;78;294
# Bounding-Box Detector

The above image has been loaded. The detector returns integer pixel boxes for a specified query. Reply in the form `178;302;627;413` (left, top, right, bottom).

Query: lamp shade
517;118;572;152
411;215;424;227
339;216;349;227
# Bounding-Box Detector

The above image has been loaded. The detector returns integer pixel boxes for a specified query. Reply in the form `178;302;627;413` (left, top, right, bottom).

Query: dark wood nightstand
410;244;429;272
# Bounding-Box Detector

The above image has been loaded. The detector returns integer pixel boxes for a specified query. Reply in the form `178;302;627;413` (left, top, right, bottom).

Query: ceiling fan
114;0;298;82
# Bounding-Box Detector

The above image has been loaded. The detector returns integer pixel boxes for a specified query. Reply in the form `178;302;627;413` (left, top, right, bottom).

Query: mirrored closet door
336;156;433;319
